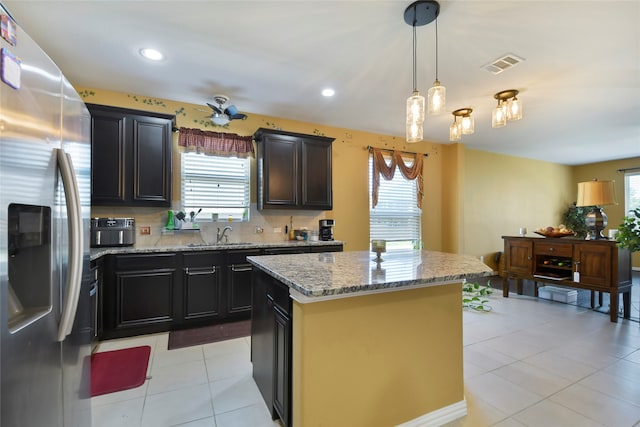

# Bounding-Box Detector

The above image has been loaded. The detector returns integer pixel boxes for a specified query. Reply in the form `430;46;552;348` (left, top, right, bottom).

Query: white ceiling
4;1;639;166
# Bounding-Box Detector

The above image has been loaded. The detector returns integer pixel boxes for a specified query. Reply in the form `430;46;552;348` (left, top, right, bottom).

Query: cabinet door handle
549;247;555;252
231;264;253;272
184;266;216;275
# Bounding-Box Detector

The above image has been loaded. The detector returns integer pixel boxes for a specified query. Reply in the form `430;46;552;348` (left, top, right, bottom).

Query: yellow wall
292;283;464;427
461;149;575;270
573;157;640;267
78;88;639;267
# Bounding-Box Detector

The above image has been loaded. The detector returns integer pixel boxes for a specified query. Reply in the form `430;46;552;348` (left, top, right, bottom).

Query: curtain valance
371;148;423;209
178;127;254;158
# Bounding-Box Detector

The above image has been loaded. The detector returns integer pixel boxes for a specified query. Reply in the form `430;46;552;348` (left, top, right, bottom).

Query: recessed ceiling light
322;88;335;97
139;48;164;61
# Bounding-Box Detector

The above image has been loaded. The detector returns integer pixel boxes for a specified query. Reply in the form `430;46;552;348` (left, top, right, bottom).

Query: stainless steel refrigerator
0;3;92;426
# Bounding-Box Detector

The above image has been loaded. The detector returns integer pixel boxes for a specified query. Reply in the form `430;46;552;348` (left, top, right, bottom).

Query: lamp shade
576;180;616;207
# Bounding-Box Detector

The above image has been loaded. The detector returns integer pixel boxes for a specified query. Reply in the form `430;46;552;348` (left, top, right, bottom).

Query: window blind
181;152;250;221
369;154;421;250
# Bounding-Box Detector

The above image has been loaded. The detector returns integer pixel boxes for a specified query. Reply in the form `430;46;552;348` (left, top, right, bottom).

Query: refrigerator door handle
56;148;84;342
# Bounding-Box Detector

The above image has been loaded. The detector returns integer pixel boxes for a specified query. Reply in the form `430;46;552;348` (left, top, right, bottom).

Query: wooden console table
501;236;632;322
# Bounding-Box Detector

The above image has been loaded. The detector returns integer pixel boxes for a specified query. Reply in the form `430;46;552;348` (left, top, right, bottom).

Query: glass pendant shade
427;80;446;114
449;120;461;141
406;91;425;143
492;102;507;128
461;115;474;134
507;97;523;121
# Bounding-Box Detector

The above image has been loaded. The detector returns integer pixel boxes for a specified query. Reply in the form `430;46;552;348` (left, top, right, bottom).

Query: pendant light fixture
492;89;522;128
449;108;473;141
427;13;445;114
404;1;440;143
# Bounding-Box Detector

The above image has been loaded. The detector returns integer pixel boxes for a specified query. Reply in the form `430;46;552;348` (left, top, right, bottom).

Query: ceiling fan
206;95;247;126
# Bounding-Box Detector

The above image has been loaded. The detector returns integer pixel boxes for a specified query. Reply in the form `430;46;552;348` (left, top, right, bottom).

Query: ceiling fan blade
206;102;223;114
228;113;247;120
224;105;239;116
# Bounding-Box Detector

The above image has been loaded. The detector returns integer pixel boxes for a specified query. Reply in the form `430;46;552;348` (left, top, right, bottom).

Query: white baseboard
395;399;467;427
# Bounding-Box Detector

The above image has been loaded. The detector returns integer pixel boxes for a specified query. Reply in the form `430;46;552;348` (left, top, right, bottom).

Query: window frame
368;152;422;251
181;152;251;222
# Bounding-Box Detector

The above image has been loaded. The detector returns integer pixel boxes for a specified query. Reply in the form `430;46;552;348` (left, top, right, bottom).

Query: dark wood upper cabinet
87;104;175;207
254;128;334;210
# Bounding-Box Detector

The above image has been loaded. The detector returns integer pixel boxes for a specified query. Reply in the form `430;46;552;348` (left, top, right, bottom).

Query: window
181;153;250;221
624;171;640;214
368;153;421;250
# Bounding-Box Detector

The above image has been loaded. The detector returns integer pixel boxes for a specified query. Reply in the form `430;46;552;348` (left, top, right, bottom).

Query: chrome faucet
217;226;233;243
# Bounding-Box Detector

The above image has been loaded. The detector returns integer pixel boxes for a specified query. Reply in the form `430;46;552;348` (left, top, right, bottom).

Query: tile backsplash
91;204;329;248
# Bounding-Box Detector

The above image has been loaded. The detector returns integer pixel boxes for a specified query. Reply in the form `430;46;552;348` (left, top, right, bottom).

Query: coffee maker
319;219;335;241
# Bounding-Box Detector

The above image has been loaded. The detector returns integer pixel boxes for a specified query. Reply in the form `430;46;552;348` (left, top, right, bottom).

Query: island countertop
247;249;494;302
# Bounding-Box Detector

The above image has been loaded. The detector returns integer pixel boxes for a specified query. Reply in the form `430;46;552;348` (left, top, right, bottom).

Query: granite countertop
247;250;495;302
89;240;344;261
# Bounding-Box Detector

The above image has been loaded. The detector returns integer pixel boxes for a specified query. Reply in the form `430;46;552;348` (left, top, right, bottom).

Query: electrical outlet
140;226;151;235
273;227;282;233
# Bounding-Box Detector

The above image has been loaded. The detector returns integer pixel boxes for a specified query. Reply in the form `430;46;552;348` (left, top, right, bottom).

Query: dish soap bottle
288;216;295;240
165;210;175;230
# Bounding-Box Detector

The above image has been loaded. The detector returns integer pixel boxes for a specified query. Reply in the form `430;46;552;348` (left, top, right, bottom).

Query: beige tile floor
93;283;640;427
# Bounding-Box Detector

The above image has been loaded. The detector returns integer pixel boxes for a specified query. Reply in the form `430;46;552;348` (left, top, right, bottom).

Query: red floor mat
91;345;151;397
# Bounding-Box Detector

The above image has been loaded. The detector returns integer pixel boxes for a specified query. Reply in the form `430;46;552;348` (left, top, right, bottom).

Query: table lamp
576;179;616;240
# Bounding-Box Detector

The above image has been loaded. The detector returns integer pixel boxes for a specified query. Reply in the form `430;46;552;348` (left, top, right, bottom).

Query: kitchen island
248;250;493;427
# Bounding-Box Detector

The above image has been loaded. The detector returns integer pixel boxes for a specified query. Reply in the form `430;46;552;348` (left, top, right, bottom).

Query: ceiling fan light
427;80;446;114
211;114;230;126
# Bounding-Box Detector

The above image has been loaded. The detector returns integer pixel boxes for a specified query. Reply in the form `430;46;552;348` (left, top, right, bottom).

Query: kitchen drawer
183;251;225;267
533;242;572;257
227;248;262;264
115;253;178;270
271;279;291;315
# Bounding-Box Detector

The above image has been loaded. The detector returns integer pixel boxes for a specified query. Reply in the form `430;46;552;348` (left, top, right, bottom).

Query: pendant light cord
435;16;439;81
412;23;418;92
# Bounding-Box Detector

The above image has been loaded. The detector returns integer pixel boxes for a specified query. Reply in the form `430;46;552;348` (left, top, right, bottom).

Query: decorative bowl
534;230;575;238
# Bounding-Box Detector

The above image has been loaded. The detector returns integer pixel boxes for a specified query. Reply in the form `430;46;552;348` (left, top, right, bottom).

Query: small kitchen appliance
319;219;335;241
91;217;135;247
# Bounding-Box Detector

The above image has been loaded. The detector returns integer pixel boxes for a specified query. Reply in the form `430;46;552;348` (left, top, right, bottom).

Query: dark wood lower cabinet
251;268;292;427
273;305;291;427
99;244;343;340
102;252;179;339
183;251;224;322
227;249;261;314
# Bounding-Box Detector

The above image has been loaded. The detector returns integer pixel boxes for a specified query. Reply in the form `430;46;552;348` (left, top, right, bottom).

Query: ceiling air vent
483;53;524;75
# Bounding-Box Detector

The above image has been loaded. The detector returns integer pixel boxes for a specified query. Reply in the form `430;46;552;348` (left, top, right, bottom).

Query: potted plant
462;279;494;312
616;207;640;253
561;203;589;238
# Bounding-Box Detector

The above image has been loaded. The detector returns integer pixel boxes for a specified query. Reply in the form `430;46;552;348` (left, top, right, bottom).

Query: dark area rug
168;319;251;350
91;345;151;397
